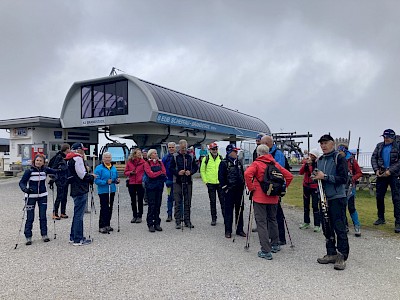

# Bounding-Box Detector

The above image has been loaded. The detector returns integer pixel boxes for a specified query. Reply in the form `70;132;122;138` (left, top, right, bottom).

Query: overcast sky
0;0;398;152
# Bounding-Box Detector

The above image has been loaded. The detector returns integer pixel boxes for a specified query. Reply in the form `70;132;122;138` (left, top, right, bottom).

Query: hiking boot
73;239;92;246
314;226;321;233
26;237;32;245
395;223;400;233
354;225;361;237
271;244;281;253
334;253;346;270
317;254;337;264
52;213;61;220
225;233;232;238
236;231;246;237
42;235;50;242
106;226;114;232
279;240;286;246
373;218;386;225
299;223;310;229
136;217;142;223
185;223;194;228
155;225;163;231
99;227;108;234
131;217;137;223
258;250;273;260
166;215;172;222
175;224;181;230
60;214;69;219
211;219;217;226
252;227;258;232
148;226;156;233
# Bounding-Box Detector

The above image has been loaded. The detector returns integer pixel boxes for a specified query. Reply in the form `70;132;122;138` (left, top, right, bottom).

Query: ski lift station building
0;74;270;165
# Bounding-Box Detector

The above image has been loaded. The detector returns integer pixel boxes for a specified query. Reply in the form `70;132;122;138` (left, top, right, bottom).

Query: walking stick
244;193;254;250
281;208;295;249
50;184;57;239
117;184;120;232
88;184;94;241
233;189;245;243
15;196;29;249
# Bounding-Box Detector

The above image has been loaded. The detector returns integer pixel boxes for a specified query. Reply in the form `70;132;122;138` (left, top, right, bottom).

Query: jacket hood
65;152;82;160
255;154;275;164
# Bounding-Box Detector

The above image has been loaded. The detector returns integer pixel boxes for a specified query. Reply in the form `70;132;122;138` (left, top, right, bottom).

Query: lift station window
81;80;128;118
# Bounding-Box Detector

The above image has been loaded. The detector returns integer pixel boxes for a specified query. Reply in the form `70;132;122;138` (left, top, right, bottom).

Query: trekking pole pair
233;189;246;243
15;196;29;249
244;191;254;250
280;201;295;249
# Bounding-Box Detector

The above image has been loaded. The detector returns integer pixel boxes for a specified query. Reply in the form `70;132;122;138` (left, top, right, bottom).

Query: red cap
208;142;218;149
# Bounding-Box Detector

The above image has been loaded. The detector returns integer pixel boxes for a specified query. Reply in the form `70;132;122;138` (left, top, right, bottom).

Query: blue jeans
24;196;48;238
70;194;87;243
166;182;174;216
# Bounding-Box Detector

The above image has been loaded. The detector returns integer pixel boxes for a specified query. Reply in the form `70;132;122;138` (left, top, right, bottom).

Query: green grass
284;176;399;236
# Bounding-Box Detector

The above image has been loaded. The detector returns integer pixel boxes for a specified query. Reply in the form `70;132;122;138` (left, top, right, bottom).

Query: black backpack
48;153;59;169
257;161;287;197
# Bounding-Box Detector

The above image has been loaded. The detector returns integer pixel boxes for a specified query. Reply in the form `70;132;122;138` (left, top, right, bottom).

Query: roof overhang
0;116;61;129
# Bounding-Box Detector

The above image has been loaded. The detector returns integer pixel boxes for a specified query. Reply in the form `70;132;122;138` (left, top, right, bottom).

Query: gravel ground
0;176;399;300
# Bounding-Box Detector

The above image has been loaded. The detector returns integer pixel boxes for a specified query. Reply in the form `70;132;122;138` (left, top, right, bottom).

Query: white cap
309;148;320;159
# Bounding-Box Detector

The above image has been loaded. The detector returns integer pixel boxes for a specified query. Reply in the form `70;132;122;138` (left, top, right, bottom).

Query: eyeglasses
168;147;175;149
210;148;218;150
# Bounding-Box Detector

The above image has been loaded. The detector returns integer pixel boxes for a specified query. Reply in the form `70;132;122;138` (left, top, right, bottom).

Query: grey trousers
173;183;193;224
254;202;278;253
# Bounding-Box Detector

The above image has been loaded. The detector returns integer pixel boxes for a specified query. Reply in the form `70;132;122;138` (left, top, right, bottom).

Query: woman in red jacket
124;148;146;224
244;144;293;260
299;149;321;232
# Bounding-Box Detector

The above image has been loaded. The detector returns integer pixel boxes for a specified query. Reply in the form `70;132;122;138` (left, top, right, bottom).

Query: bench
358;171;376;196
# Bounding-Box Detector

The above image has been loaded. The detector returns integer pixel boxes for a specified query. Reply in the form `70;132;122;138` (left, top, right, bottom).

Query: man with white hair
170;139;198;229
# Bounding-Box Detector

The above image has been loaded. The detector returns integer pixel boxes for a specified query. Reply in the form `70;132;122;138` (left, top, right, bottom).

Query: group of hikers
18;128;400;270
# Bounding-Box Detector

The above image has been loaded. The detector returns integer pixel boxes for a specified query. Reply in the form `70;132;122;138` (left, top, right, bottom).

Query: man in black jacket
49;143;70;220
371;129;400;233
219;144;246;239
170;139;198;229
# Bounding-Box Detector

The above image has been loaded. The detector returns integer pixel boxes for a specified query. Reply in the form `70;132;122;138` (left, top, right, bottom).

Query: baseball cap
256;133;264;141
382;129;396;138
209;142;218;150
226;144;240;153
71;142;88;151
309;148;320;159
318;134;334;143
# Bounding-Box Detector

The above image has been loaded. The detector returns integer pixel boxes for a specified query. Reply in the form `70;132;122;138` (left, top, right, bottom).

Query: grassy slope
284;176;398;236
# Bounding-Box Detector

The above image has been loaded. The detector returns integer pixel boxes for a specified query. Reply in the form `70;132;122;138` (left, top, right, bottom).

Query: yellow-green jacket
200;153;223;184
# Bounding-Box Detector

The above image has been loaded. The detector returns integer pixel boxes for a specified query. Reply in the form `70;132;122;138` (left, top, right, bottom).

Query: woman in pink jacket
124;148;146;224
244;144;293;260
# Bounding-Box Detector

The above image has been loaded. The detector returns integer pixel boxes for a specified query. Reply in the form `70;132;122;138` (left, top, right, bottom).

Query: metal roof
139;79;270;134
0;116;61;129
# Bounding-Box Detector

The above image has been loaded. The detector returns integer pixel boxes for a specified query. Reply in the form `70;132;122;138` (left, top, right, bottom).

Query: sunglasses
210;148;218;150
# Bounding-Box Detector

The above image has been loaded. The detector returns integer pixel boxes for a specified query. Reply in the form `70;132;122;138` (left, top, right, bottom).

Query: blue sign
156;113;259;138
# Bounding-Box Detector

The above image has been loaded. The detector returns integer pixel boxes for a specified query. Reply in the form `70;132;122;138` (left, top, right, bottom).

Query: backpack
48;153;59;169
257;161;287;197
204;154;223;167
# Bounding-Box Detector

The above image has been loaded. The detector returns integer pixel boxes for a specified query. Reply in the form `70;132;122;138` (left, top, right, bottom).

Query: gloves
48;179;55;190
23;187;34;194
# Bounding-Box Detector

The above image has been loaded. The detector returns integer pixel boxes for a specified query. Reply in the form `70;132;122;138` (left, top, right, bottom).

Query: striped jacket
19;166;57;198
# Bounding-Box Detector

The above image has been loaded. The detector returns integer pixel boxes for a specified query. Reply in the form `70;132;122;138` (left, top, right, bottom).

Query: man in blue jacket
162;142;176;222
371;129;400;233
313;134;349;270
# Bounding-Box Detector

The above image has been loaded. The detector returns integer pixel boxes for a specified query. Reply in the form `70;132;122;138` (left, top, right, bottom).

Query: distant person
371;129;400;233
244;145;293;260
162;142;176;222
200;142;225;226
124;149;146;224
313;134;349;270
299;148;321;232
48;143;71;220
142;149;149;206
144;149;166;232
219;144;246;238
170;139;198;229
94;152;120;234
19;154;58;245
65;143;95;246
337;144;363;237
198;144;208;166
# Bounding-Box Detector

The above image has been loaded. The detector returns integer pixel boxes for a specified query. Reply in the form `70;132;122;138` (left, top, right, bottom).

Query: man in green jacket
200;142;225;226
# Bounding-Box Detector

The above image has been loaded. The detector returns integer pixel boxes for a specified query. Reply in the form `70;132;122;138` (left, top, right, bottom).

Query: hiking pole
244;192;254;250
233;190;245;243
281;204;295;249
50;183;57;240
117;184;120;232
88;184;94;241
15;196;29;249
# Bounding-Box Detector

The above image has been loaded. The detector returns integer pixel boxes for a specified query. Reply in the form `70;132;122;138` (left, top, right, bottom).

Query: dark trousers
276;201;286;243
321;197;350;260
207;183;225;221
24;196;48;238
376;176;400;224
128;184;144;218
147;188;163;227
166;183;174;216
98;192;115;228
54;181;68;215
224;188;244;234
174;183;193;224
254;202;278;253
303;186;321;226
